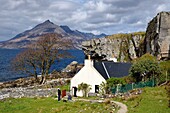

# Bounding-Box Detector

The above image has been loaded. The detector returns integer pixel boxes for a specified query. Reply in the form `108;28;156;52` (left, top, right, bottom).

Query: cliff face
82;32;145;62
145;12;170;60
82;12;170;61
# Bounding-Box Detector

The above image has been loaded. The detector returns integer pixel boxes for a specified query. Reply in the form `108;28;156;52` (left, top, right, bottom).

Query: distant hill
0;20;106;49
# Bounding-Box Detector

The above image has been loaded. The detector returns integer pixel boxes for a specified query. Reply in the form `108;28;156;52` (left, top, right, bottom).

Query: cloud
49;1;79;11
0;0;170;41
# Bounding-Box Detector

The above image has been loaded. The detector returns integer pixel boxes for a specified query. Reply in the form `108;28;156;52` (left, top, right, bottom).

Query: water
0;49;84;82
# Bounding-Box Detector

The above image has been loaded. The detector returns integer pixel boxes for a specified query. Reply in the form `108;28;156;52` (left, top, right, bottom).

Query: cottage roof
94;61;131;79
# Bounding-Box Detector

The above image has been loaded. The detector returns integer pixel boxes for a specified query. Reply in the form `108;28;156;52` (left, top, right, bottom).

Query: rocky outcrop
61;61;83;73
82;32;145;62
145;11;170;60
82;12;170;61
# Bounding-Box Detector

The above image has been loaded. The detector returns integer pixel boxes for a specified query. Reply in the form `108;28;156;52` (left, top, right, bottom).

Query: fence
112;79;155;94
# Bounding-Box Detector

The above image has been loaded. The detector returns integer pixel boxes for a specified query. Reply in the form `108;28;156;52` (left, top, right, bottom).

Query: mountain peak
41;19;55;26
33;19;58;30
43;19;53;24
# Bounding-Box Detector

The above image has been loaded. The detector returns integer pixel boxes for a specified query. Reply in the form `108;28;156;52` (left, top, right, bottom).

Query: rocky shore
0;74;70;89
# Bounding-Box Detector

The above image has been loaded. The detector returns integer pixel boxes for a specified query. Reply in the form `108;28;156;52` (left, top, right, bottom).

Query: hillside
0;20;106;49
114;86;170;113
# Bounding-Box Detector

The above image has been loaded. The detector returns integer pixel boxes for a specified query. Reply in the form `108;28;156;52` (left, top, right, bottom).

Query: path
112;101;127;113
73;98;127;113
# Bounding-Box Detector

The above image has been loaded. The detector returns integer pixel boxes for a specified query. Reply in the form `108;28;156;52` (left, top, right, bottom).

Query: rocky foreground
0;78;71;100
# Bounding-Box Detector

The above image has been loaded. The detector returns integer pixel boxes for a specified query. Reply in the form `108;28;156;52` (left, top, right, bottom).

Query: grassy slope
106;31;145;39
0;97;115;113
121;87;170;113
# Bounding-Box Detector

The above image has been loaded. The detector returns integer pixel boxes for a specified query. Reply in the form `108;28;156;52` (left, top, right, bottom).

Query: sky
0;0;170;41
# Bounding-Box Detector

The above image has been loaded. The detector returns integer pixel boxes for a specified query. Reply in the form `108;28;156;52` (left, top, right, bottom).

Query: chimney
88;55;91;60
85;55;93;66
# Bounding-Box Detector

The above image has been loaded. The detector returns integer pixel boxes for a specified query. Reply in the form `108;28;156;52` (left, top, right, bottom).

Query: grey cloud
0;0;170;41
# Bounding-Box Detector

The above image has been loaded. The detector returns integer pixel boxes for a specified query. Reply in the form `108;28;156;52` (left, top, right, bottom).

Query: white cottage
70;56;132;97
70;57;106;97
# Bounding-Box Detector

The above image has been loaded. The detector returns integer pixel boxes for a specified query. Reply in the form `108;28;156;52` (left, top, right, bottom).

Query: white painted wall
109;57;117;62
70;59;106;97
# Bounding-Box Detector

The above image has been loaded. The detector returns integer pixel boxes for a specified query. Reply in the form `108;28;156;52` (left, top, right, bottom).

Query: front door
95;85;99;93
73;87;77;97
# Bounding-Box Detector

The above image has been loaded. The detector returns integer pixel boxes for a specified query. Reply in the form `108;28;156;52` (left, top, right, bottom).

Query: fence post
152;78;155;87
116;84;119;94
116;84;121;94
166;71;168;83
132;83;134;90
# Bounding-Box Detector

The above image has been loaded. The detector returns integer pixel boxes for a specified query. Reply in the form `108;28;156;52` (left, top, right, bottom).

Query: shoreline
0;72;73;89
0;76;30;84
0;76;33;84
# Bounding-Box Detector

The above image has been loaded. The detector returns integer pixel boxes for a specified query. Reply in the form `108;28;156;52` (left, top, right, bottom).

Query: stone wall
0;87;57;100
145;11;170;60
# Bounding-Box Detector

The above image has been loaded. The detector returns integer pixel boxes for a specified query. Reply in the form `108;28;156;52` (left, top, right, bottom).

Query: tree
123;76;135;84
12;33;72;84
99;81;109;95
129;53;162;82
159;60;170;83
12;49;40;81
78;82;91;97
106;77;125;93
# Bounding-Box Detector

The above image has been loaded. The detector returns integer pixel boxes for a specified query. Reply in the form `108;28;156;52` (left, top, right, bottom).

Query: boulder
61;61;83;73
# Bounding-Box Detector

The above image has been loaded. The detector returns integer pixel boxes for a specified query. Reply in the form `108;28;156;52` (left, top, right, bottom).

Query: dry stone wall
0;87;57;100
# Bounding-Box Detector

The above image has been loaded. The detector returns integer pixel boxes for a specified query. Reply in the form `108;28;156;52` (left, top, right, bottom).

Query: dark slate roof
94;61;132;80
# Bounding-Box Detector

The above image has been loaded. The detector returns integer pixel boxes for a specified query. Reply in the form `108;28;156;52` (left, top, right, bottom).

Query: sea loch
0;49;84;82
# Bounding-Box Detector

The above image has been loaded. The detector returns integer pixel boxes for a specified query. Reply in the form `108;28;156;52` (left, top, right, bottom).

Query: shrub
129;53;162;82
78;83;91;97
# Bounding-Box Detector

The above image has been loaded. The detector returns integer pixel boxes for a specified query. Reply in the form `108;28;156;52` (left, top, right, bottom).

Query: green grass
0;97;116;113
113;86;170;113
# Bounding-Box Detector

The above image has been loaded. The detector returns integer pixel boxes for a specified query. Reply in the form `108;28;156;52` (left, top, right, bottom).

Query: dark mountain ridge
0;20;106;49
